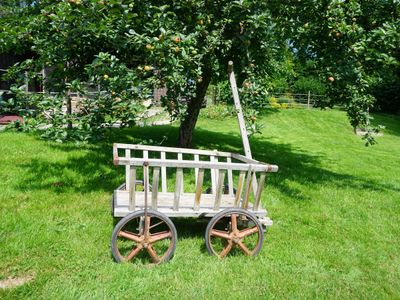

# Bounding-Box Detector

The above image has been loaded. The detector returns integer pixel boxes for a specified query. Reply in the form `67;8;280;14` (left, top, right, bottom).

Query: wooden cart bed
112;143;278;225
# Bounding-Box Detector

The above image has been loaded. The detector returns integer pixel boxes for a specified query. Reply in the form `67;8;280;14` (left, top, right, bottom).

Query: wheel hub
232;237;240;244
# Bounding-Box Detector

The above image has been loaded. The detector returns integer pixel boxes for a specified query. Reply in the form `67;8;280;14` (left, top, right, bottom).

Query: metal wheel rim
206;209;264;258
112;210;176;264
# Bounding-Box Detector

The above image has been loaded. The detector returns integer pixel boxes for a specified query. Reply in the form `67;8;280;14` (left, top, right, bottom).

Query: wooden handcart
111;62;278;264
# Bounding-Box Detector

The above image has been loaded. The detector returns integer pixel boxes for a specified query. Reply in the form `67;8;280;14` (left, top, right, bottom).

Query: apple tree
1;0;285;146
3;0;397;146
271;0;399;143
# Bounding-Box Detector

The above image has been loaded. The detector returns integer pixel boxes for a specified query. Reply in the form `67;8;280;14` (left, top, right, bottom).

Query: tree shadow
372;113;400;138
192;127;400;199
17;124;399;200
15;122;400;253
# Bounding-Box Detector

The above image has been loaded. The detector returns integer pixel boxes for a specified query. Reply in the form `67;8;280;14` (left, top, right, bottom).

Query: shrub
268;96;281;109
199;104;235;120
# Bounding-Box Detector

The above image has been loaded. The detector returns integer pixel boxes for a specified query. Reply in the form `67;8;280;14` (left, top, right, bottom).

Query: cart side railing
113;143;278;214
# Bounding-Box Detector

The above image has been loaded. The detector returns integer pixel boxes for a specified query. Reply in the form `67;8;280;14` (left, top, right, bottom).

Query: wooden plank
125;149;131;191
116;157;277;172
252;173;259;198
227;157;234;195
113;189;269;218
214;155;219;191
114;143;232;157
114;205;268;219
113;143;119;165
177;153;184;193
152;167;160;210
214;170;226;210
231;153;262;164
253;172;266;211
242;168;253;209
210;155;216;194
115;190;236;208
194;154;199;185
161;152;167;193
228;61;252;159
194;168;205;211
143;150;149;192
234;171;246;207
129;166;136;211
174;168;183;211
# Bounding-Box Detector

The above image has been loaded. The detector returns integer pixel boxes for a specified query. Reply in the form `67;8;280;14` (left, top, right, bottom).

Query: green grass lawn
1;109;399;299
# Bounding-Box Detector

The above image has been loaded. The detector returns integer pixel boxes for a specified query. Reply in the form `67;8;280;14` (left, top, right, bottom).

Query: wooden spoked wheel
111;210;177;264
205;208;264;258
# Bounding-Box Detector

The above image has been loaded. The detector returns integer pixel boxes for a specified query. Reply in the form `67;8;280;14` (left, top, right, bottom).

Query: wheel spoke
210;229;231;240
113;211;177;265
237;240;252;256
238;226;259;238
147;245;161;263
149;231;172;244
144;216;151;237
219;240;233;258
118;230;141;243
126;245;143;261
231;214;238;232
149;220;165;230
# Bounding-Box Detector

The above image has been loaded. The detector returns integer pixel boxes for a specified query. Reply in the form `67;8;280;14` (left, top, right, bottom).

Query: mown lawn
1;109;399;299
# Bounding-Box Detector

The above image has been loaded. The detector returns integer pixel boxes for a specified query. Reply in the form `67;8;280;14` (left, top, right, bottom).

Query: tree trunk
178;70;212;148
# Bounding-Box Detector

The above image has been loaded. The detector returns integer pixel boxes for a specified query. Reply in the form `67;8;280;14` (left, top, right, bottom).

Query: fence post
307;91;311;109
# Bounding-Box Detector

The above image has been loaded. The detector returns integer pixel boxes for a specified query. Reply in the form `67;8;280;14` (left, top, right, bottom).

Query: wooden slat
227;157;234;195
214;170;226;210
231;153;262;164
174;168;183;211
194;168;205;211
152;167;160;210
210;156;216;194
253;172;266;211
116;190;235;208
116;157;278;172
114;143;232;157
161;152;167;193
228;61;252;159
125;149;131;190
113;143;119;164
194;154;199;185
143;150;149;192
178;153;184;193
114;189;269;218
214;155;219;191
242;169;253;209
252;173;259;198
234;171;246;207
129;166;136;211
113;191;269;218
114;207;268;219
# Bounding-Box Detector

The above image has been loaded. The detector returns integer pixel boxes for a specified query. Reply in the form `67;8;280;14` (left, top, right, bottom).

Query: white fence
267;92;326;109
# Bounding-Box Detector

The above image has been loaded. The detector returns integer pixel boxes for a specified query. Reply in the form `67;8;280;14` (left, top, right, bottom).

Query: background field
1;109;399;299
